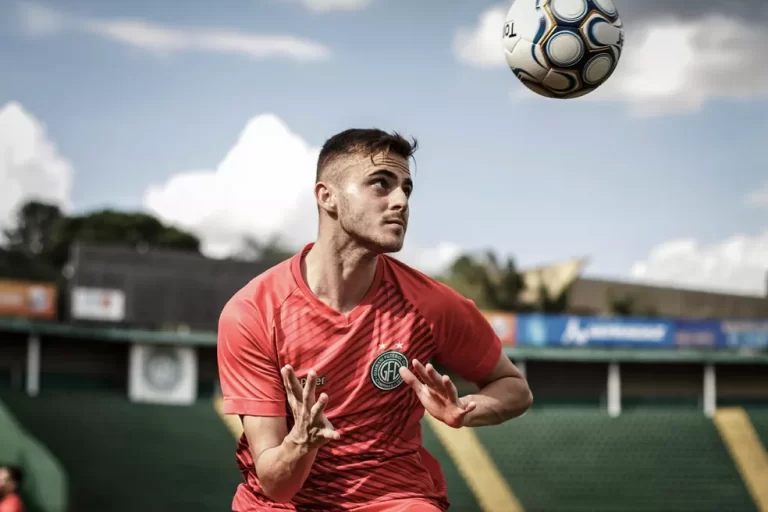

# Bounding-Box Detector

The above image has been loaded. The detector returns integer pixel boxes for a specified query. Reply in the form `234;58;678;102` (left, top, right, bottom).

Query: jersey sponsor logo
370;350;409;391
299;375;327;387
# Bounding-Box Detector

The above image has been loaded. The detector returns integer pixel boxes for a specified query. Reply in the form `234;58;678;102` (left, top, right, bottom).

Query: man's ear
315;181;337;214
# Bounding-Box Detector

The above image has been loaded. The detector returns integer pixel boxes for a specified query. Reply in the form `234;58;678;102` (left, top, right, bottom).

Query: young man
217;128;533;511
0;465;24;512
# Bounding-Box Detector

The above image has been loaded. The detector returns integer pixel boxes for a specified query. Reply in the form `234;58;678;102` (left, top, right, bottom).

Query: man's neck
303;233;379;314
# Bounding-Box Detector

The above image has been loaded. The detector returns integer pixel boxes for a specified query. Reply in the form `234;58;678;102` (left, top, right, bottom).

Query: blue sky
1;0;767;295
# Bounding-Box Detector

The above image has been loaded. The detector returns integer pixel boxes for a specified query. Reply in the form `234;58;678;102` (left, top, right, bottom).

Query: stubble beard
338;202;405;254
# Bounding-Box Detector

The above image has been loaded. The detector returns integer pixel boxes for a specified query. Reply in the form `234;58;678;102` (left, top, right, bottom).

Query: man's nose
389;188;408;210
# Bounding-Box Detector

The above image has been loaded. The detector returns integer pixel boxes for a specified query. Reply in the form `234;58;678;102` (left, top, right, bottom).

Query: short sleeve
432;294;502;384
217;298;286;417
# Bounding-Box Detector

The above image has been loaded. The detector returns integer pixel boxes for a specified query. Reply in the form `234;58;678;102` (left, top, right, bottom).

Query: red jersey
217;243;502;511
0;493;23;512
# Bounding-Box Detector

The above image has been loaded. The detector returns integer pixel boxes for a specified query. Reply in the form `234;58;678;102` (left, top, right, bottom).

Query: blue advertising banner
517;314;675;348
719;320;768;349
672;320;724;349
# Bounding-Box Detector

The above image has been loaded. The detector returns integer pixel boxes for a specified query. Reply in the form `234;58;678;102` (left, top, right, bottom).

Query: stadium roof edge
0;317;217;346
1;318;767;365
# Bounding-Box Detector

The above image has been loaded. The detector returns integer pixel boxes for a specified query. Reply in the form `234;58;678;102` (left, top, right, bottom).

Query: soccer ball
502;0;624;99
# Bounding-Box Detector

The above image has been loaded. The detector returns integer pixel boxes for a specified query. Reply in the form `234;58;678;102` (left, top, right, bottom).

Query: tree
2;200;202;271
533;282;570;314
2;201;65;258
608;290;658;318
437;250;525;311
232;234;295;267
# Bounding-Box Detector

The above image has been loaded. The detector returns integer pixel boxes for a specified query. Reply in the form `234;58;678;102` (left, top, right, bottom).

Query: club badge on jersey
370;350;409;391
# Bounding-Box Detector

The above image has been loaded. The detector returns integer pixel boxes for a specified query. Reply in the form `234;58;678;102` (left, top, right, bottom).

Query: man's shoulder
382;255;468;311
221;256;300;322
0;493;23;512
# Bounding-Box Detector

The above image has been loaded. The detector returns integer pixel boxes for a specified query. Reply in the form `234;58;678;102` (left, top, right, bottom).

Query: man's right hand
281;365;340;450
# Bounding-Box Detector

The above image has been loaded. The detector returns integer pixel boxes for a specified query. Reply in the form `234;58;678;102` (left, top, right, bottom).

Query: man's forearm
255;437;319;503
461;376;533;427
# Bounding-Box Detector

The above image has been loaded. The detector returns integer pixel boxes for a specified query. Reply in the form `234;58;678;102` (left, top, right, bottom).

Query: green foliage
0;248;59;282
436;250;572;314
608;290;659;318
436;250;525;311
1;200;201;274
533;282;570;313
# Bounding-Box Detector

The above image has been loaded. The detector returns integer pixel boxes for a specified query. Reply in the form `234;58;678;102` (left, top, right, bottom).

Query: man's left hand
399;359;476;428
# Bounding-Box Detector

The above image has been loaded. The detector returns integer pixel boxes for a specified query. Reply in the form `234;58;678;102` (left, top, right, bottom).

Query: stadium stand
419;419;483;511
0;399;67;512
0;390;241;512
474;406;757;512
748;406;768;447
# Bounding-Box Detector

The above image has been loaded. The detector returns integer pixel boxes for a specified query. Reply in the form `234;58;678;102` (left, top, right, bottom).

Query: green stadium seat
474;407;757;512
0;399;67;512
746;406;768;449
0;390;241;512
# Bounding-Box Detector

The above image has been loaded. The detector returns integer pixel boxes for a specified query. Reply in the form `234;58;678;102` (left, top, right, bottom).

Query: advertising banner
517;314;675;348
482;311;516;346
672;320;724;349
71;287;126;322
0;279;57;320
720;321;768;350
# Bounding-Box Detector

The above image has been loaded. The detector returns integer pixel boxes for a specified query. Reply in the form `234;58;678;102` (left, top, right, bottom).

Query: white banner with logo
71;287;126;322
128;344;198;405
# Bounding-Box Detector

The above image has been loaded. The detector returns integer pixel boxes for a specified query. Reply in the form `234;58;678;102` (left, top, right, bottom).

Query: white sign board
71;287;126;322
128;344;198;405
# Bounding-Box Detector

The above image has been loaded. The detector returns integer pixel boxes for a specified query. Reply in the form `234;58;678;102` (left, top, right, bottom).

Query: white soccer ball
502;0;624;99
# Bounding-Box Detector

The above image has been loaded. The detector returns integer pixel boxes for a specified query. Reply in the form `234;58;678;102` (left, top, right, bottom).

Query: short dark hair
316;128;418;182
1;464;23;488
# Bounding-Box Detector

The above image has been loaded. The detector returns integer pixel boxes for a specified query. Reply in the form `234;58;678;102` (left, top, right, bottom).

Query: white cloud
18;1;331;62
453;6;768;115
746;183;768;209
272;0;373;12
0;102;73;234
630;231;768;296
452;6;506;68
16;1;66;36
143;114;320;258
393;242;463;276
593;15;768;116
0;103;456;274
143;114;462;274
302;0;373;12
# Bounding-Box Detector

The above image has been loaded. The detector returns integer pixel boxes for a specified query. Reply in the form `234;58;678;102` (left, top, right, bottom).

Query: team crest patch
370;350;409;391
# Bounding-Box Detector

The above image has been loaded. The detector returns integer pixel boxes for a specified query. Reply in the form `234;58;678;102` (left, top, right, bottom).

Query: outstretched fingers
303;370;318;408
442;374;460;403
309;392;328;422
320;427;341;441
282;365;304;402
399;366;423;393
425;363;448;392
411;360;433;388
413;359;452;398
309;393;340;441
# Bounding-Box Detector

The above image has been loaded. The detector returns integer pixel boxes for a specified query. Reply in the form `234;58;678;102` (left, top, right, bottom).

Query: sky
0;0;767;297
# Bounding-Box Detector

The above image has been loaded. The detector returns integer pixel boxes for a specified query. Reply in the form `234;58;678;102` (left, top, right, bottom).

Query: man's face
0;468;15;496
330;151;413;253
